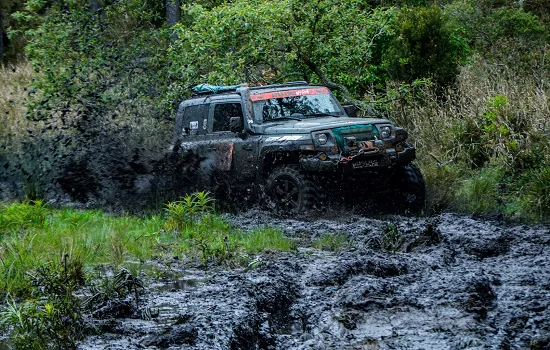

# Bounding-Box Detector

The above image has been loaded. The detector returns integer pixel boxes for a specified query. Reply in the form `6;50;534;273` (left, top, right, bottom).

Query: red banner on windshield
250;87;330;101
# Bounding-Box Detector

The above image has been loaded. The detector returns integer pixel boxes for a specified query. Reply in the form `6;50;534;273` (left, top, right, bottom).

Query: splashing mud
78;212;550;349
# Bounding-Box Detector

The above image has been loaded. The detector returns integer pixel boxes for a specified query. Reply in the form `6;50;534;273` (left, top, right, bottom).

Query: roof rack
248;81;309;90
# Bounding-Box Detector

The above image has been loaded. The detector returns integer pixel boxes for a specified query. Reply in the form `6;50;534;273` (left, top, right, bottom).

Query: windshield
251;87;342;122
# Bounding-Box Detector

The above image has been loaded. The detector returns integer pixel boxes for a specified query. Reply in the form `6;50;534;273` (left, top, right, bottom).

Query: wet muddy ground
78;211;550;349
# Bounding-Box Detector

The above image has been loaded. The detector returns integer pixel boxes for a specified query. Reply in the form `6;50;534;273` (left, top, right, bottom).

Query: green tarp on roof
192;84;242;94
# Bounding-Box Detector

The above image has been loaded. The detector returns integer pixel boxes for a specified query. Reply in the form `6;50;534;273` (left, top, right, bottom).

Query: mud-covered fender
258;134;314;175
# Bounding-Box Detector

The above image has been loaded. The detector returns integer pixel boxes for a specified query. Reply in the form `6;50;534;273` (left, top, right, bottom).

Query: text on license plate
352;160;378;169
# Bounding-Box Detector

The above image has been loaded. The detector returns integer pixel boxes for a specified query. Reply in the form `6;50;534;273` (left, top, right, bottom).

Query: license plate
352;159;378;169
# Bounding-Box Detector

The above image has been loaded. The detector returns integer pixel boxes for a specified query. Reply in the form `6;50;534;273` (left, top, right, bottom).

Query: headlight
316;133;328;145
380;126;392;139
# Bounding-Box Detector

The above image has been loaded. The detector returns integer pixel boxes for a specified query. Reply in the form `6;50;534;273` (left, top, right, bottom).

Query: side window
182;104;209;136
213;103;242;132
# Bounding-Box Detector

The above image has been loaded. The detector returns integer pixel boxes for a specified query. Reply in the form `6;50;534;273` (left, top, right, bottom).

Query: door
208;102;259;200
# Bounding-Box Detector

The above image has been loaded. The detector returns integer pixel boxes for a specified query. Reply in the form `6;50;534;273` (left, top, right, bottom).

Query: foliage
0;200;46;233
519;166;550;220
383;5;471;87
389;46;549;219
457;167;506;214
3;0;175;206
170;0;398;98
444;0;547;51
177;215;295;264
84;267;144;311
15;0;174;121
0;254;85;349
368;223;405;253
164;192;215;232
313;232;351;251
240;227;297;254
0;205;163;296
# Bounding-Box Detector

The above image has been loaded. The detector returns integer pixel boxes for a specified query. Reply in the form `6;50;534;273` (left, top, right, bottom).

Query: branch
296;49;358;104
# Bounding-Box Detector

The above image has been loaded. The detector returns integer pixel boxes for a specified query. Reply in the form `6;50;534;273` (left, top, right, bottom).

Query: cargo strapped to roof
192;84;243;95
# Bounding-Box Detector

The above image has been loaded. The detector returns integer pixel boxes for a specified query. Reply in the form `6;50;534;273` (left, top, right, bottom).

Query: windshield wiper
267;115;303;121
304;112;340;118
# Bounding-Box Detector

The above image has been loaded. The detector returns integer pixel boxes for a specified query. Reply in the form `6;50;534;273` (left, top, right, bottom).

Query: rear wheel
265;166;315;213
392;163;426;214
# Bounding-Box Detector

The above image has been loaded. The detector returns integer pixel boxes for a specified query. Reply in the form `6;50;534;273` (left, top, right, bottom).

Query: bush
0;255;85;349
384;5;471;87
164;192;215;232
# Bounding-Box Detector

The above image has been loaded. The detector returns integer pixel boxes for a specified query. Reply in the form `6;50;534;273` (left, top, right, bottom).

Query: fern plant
164;192;215;232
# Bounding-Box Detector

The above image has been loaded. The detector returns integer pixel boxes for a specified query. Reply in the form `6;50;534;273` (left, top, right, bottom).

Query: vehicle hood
257;117;391;135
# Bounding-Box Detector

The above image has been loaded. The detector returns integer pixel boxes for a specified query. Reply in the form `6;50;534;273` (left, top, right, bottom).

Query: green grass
0;199;296;297
456;167;506;214
240;227;297;253
313;233;351;251
0;199;296;347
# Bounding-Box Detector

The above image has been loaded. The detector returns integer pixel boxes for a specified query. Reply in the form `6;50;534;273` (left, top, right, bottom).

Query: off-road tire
265;165;315;214
393;163;426;214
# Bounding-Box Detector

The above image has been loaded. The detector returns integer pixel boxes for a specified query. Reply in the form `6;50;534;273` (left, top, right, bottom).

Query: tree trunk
0;11;5;67
90;0;99;12
166;0;181;27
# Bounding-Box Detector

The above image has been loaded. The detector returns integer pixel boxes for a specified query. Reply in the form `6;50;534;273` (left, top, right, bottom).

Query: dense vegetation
0;197;294;347
0;1;548;345
2;0;547;218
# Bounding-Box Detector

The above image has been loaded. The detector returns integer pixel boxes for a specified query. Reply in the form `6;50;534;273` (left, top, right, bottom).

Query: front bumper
300;145;416;173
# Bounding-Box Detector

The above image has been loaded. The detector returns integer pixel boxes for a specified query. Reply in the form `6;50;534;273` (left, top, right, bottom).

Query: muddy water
78;212;550;349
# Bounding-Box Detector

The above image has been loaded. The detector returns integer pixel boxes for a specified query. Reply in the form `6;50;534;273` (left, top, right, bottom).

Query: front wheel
392;163;426;214
265;166;315;214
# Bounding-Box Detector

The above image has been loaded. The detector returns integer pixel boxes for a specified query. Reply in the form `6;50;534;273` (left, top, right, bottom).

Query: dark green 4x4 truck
172;81;425;213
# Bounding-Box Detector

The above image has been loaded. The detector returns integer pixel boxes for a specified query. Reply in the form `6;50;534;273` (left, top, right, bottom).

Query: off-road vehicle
172;81;425;213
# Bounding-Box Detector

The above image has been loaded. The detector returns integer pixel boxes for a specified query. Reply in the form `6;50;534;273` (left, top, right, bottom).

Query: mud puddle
78;212;550;349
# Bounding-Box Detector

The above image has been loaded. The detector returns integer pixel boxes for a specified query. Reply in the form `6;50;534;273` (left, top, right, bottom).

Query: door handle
242;144;253;151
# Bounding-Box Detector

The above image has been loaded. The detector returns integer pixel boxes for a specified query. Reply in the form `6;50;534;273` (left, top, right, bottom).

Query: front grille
332;125;380;155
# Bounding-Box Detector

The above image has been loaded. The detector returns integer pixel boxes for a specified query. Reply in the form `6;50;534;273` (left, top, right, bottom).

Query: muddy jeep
172;81;425;213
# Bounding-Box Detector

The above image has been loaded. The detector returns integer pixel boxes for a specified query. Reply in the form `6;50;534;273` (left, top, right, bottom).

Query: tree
166;0;181;27
0;0;26;64
0;11;5;66
170;0;395;101
383;5;470;87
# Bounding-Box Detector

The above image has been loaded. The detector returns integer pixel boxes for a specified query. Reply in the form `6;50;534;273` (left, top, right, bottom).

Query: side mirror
343;105;358;118
230;116;244;133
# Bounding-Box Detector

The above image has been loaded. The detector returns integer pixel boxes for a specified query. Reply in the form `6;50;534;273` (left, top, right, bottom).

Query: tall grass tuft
0;200;47;234
388;54;549;218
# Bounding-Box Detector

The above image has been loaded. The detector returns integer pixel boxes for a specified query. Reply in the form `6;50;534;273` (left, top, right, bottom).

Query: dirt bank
78;212;550;349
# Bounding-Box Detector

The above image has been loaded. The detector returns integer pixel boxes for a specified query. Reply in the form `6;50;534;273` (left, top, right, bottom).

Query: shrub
0;255;85;349
384;5;471;87
164;192;215;232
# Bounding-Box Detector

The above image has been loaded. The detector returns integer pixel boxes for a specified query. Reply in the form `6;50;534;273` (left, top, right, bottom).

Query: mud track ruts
78;213;550;350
